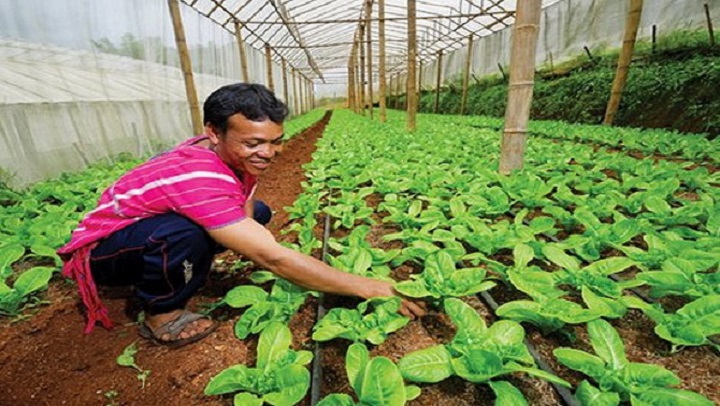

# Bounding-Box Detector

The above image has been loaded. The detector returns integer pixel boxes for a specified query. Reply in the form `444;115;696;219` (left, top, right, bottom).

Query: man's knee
253;200;272;226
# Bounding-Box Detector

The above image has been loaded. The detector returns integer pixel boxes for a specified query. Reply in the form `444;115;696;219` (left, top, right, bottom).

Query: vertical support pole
395;74;401;109
281;58;289;104
292;68;300;116
365;0;374;119
603;0;644;126
407;0;418;131
499;0;541;174
359;25;367;115
418;59;423;97
264;43;275;92
460;34;474;115
168;0;203;135
434;50;443;114
379;0;387;122
233;20;250;82
705;2;716;46
652;25;657;54
298;75;305;114
348;43;357;111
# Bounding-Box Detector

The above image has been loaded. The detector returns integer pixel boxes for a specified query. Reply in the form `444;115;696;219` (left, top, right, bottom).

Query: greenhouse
0;0;718;405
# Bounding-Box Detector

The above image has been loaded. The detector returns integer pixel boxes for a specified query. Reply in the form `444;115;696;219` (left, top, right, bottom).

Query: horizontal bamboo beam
236;11;513;25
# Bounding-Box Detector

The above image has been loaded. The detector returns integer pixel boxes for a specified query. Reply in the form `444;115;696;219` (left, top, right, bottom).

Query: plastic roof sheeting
182;0;561;84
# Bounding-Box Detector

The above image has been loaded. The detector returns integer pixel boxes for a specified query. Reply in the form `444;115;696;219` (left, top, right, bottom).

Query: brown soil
0;113;329;406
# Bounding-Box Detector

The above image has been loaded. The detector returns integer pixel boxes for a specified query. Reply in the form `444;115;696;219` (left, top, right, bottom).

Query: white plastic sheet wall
0;0;304;187
402;0;720;93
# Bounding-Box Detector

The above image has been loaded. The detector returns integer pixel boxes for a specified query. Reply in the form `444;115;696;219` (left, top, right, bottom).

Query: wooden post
395;74;401;109
378;0;387;122
233;20;250;82
603;0;644;126
499;0;541;175
264;43;275;92
281;58;289;104
652;25;657;54
418;59;423;97
292;68;300;115
168;0;203;135
705;2;716;46
298;75;305;114
359;25;367;115
460;34;474;115
407;0;418;131
348;44;357;111
366;0;374;119
434;49;443;114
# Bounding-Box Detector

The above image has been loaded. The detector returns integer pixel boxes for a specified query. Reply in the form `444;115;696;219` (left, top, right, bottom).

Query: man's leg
89;201;272;344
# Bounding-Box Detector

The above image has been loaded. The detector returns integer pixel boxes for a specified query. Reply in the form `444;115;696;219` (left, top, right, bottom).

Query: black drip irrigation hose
309;213;332;405
476;290;581;406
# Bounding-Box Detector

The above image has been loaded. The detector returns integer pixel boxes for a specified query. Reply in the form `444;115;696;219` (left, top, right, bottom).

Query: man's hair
203;83;289;134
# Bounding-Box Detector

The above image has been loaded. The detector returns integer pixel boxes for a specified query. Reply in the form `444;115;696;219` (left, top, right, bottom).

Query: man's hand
362;279;426;320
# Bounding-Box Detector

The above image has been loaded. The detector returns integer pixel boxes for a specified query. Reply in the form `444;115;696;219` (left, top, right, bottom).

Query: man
58;83;424;348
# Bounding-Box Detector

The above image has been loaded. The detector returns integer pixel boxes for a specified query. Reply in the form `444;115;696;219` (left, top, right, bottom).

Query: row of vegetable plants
0;109;328;319
205;108;718;405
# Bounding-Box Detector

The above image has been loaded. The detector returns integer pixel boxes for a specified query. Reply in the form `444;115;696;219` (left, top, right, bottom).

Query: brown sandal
139;310;218;348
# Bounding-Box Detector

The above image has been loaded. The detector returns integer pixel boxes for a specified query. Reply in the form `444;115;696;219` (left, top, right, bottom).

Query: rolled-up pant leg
89;200;272;314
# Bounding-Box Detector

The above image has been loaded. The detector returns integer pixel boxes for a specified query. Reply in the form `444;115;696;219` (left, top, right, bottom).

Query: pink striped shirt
59;135;257;255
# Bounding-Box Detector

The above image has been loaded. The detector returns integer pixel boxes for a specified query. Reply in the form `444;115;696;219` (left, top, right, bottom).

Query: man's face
207;113;284;176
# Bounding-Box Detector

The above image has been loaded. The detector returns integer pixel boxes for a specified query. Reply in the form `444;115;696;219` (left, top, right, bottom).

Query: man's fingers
400;299;427;320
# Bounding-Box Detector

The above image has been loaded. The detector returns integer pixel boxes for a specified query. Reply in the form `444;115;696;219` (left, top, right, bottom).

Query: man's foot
139;309;218;348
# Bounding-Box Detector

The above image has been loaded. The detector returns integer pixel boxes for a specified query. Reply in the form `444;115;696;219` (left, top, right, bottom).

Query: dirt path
0;112;329;406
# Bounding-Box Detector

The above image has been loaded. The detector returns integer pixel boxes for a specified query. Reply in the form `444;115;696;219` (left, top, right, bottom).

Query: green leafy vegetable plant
554;319;713;405
116;342;151;388
316;343;420;406
623;295;720;353
223;279;311;339
205;322;313;406
312;297;409;345
394;250;495;303
398;298;569;399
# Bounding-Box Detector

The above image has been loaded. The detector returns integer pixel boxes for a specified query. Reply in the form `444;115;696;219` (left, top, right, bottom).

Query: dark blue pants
89;201;271;315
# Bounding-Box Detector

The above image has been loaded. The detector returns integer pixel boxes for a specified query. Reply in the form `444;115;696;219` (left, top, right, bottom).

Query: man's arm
208;218;425;318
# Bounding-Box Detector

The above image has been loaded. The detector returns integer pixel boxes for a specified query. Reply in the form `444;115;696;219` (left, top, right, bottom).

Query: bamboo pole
168;0;203;135
292;68;300;115
378;0;387;122
460;34;474;115
395;75;401;109
705;2;715;47
264;43;275;92
603;0;644;125
348;44;357;110
498;0;541;175
281;58;289;105
359;24;367;115
434;49;443;114
418;60;423;102
407;0;418;131
233;20;250;82
366;0;374;119
298;75;305;114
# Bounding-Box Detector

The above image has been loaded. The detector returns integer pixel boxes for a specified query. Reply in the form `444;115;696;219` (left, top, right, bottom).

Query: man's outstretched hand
363;279;426;320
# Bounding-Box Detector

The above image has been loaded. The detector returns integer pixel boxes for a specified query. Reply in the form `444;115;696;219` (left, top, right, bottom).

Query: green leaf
225;285;268;308
587;319;627;370
623;362;680;389
513;244;534;268
635;388;714;406
452;349;504;382
358;357;407;406
316;394;356;406
205;365;256;395
584;257;636;276
489;380;528;406
263;364;310;406
542;245;580;270
257;322;292;370
346;343;369;394
398;345;453;383
553;348;607;380
575;380;620;406
394;280;432;298
249;271;277;284
13;266;54;296
487;320;525;347
445;298;487;340
233;392;263;406
405;385;421;401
